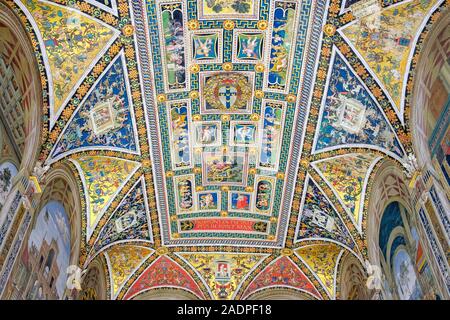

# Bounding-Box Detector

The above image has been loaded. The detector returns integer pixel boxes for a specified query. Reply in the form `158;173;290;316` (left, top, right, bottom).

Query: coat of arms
89;97;124;135
336;95;366;134
213;259;232;299
204;73;252;111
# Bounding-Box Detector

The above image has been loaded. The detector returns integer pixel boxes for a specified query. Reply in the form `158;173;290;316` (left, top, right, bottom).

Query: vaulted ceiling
4;0;447;299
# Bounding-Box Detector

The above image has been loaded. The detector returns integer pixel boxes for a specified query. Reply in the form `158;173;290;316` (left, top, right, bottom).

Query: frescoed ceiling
3;0;447;299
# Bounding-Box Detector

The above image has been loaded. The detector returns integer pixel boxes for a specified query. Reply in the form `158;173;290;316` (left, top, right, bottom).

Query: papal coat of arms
204;73;252;111
89;97;124;135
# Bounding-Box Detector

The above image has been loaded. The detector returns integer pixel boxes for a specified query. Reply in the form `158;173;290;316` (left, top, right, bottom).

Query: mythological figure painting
0;162;18;210
203;152;247;186
160;3;187;90
0;0;447;303
230;122;257;146
255;178;275;214
175;175;195;212
8;201;70;300
193;122;221;147
229;192;252;212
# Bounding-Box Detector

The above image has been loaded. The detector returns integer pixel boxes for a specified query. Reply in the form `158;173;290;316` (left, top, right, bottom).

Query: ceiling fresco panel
141;0;321;248
264;1;300;92
295;175;357;251
50;51;140;161
340;0;443;117
3;0;446;300
104;244;153;298
92;176;153;254
197;0;260;20
313;48;405;159
71;156;141;238
122;255;205;300
177;252;268;300
295;243;344;299
311;153;383;231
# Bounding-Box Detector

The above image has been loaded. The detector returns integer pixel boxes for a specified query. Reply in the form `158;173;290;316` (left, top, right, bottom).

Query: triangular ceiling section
19;0;118;127
177;253;267;300
340;0;441;115
105;245;152;299
71;156;140;238
296;243;344;299
92;176;152;253
123;255;205;300
50;52;139;161
242;256;322;300
313;48;404;159
312;153;382;231
296;175;356;250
